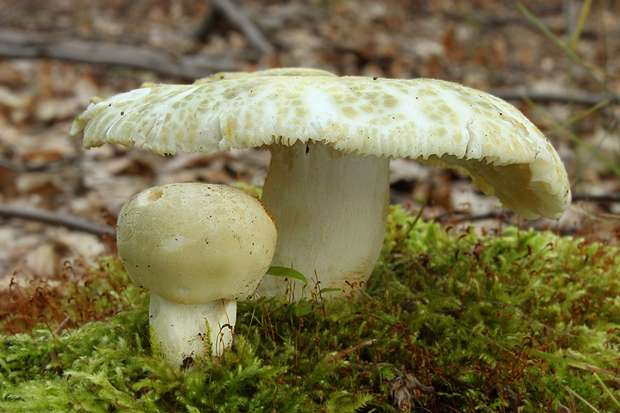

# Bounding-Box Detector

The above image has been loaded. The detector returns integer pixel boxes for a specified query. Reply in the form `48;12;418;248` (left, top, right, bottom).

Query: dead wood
0;156;77;173
490;88;620;106
0;204;116;238
0;29;238;79
197;0;275;55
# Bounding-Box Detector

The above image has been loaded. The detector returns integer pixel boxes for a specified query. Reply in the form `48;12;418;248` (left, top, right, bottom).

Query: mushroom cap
117;183;277;305
72;68;570;220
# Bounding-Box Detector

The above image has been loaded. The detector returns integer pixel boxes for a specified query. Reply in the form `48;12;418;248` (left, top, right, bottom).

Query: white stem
258;141;390;300
149;294;236;369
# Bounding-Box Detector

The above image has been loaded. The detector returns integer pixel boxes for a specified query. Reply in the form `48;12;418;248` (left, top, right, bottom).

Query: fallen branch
433;193;620;224
0;204;116;238
490;88;620;106
200;0;275;55
0;156;77;173
571;193;620;203
0;29;238;80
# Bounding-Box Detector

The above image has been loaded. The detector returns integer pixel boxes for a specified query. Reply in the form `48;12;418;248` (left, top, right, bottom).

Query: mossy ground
1;206;619;412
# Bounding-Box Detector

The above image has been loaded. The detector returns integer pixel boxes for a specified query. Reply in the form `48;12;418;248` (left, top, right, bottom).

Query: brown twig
326;338;377;364
571;193;620;203
0;29;238;80
433;194;620;225
432;209;513;224
202;0;275;55
0;156;77;173
0;204;116;238
53;315;72;335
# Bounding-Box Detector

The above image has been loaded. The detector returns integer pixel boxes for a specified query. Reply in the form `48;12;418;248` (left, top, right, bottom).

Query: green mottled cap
71;68;570;220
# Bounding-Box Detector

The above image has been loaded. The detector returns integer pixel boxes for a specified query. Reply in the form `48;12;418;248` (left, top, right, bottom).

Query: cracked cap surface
72;68;571;220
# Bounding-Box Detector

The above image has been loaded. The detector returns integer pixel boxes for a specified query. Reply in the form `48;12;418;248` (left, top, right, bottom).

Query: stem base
149;294;236;369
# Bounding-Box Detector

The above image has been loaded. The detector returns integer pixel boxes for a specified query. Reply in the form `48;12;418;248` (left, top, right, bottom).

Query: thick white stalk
257;141;390;300
149;294;236;369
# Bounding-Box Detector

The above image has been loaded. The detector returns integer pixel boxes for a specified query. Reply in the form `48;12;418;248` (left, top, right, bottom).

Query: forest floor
0;1;618;300
1;1;620;411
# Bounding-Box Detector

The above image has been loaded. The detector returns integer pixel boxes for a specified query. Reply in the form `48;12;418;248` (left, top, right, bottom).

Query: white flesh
257;142;390;300
149;294;236;369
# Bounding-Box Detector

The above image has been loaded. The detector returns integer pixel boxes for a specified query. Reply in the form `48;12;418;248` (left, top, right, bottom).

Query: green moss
1;205;619;412
149;324;160;360
204;317;214;359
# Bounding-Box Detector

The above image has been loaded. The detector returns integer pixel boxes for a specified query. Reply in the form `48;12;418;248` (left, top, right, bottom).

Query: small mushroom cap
72;68;570;220
117;183;277;305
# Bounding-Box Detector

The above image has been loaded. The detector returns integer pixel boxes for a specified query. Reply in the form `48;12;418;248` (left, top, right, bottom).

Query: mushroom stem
258;141;390;299
149;293;236;369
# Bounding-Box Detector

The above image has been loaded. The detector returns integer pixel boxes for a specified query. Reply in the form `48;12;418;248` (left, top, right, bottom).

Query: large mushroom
72;68;570;300
117;183;277;368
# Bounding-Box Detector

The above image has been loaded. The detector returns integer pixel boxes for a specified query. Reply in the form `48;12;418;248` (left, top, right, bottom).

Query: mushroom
116;183;277;368
72;68;570;300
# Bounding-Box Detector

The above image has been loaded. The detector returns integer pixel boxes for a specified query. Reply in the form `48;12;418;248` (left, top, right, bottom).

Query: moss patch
1;205;619;412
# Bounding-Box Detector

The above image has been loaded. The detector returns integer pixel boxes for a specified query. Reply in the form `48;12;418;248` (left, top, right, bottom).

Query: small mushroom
72;68;570;300
116;183;276;369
